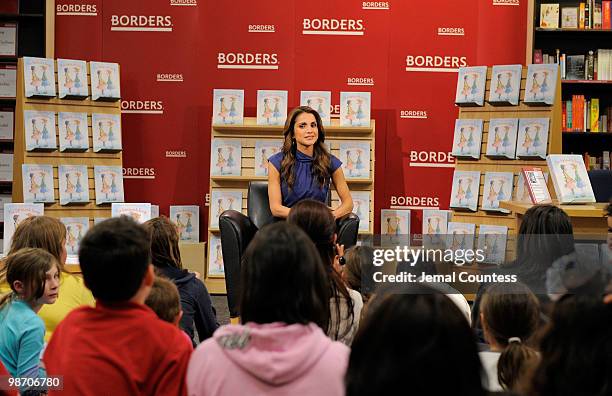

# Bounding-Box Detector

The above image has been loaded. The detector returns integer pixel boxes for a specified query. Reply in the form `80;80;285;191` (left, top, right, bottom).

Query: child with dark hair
187;222;348;396
342;245;375;305
43;217;192;395
479;282;540;393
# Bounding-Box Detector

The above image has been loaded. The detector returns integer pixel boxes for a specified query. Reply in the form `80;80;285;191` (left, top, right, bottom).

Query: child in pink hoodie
187;222;349;396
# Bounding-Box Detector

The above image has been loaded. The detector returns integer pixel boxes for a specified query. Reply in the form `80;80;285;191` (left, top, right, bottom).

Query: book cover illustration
516;118;549;159
350;191;370;232
210;139;241;176
94;166;124;204
212;89;244;125
481;172;514;213
339;141;370;179
22;164;54;203
515;171;549;203
540;3;560;28
300;91;332;126
254;140;282;177
477;225;508;265
446;222;476;257
524;64;558;105
58;112;88;151
92;113;122;152
381;209;410;236
488;65;522;105
89;61;121;100
451;119;483;159
449;171;480;212
23;57;56;97
422;209;451;248
210;190;243;228
455;66;487;106
486;118;519;159
111;203;151;223
3;203;44;253
170;205;200;242
546;154;596;203
60;217;89;257
339;92;371;127
58;165;89;205
208;234;225;277
24;111;57;151
256;90;288;126
57;59;88;98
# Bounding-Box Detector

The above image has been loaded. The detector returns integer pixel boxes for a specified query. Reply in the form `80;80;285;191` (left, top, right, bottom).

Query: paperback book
477;225;508;265
516;118;549;159
58;112;88;151
381;209;410;245
546;154;596;203
488;65;522;105
524;64;558;105
339;92;371;127
170;205;200;242
57;59;88;98
60;217;89;258
212;89;244;125
422;209;450;248
210;190;242;228
481;172;514;213
90;61;121;101
111;203;151;223
24;111;57;151
455;66;487;106
58;165;89;205
540;3;560;28
94;166;124;204
254;140;282;176
210;139;241;176
451;119;483;159
515;171;549;203
446;222;476;258
256;90;288;126
521;167;553;204
22;164;54;203
561;6;579;28
449;171;480;212
23;57;56;97
208;234;225;277
3;203;44;253
338;141;370;179
300;91;332;126
350;191;370;232
92;113;122;152
486;118;519;159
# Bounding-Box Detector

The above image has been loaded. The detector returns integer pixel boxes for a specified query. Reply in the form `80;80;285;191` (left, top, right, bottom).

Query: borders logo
302;18;365;35
493;0;520;5
409;151;455;168
170;0;197;5
248;24;275;33
165;150;187;158
347;77;374;86
390;195;440;210
56;4;97;16
437;27;465;36
123;167;156;180
157;73;183;82
400;110;428;119
405;55;467;72
362;1;390;10
110;15;173;32
121;100;164;114
217;53;279;70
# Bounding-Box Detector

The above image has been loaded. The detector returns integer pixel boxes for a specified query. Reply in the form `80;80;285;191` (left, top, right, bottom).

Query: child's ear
12;280;24;295
174;309;183;327
144;264;155;287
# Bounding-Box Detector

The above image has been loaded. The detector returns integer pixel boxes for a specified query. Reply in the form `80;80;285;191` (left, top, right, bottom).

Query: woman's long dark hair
280;106;331;191
143;216;183;270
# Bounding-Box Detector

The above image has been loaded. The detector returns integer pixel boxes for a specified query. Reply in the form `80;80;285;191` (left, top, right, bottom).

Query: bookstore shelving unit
206;117;375;294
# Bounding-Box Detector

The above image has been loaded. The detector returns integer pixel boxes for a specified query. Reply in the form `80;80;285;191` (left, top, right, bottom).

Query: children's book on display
486;118;519;159
24;111;57;151
209;190;242;228
57;59;88;99
60;217;89;261
256;90;288;126
446;222;476;258
92;113;122;152
449;171;480;212
208;234;225;278
477;225;508;265
111;203;151;223
340;92;371;127
22;164;54;203
3;203;44;253
350;191;370;232
546;154;596;204
94;166;124;204
451;119;483;159
515;118;549;159
58;165;89;205
455;66;487;106
58;112;88;152
300;91;332;126
90;61;120;101
170;205;200;242
23;57;56;98
210;138;241;176
520;167;552;204
213;89;244;125
515;171;549;203
422;209;450;249
254;140;282;177
523;64;558;105
488;65;522;105
380;209;410;246
338;141;370;179
481;172;514;213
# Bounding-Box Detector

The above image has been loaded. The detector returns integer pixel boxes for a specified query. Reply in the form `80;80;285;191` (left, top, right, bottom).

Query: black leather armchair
587;170;612;202
219;181;360;317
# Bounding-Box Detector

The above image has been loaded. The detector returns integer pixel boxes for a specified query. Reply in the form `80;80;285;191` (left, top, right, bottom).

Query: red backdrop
54;0;527;238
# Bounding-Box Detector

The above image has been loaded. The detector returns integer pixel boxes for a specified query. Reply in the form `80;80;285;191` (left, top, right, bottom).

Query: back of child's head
287;199;336;265
480;282;540;392
343;245;375;302
79;216;150;303
1;247;58;307
7;215;66;268
346;286;485;396
240;222;330;330
143;216;183;270
145;276;181;325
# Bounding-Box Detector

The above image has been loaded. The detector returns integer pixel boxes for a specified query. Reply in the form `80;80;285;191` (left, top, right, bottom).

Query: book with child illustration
300;91;332;126
111;203;152;223
58;112;89;152
208;234;225;277
92;113;122;152
58;165;89;205
515;118;549;159
94;166;124;204
3;203;44;253
350;191;370;232
422;209;451;249
449;171;480;212
23;57;56;98
451;119;483;159
477;225;508;265
446;222;476;260
381;209;410;246
60;217;90;258
339;141;370;179
89;61;121;101
485;118;518;159
212;89;244;125
254;140;283;177
57;59;88;99
22;164;55;203
546;154;596;203
523;64;558;105
340;92;371;127
209;190;242;228
256;90;288;126
170;205;200;242
24;111;57;151
455;66;487;106
488;65;522;105
481;172;514;213
210;138;242;176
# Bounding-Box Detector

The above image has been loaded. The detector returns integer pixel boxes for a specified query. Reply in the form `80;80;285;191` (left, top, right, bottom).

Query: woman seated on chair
268;106;353;219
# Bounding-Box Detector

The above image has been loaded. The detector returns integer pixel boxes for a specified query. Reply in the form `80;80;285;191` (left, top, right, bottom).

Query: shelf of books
206;90;375;294
8;57;123;267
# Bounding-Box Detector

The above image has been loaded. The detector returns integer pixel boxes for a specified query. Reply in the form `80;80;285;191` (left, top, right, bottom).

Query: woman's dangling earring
291;137;297;152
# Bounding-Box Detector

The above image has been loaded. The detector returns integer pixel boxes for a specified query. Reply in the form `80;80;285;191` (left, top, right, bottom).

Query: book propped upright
449;171;480;212
546;154;596;203
111;203;151;223
170;205;200;242
57;59;89;99
58;112;88;152
22;164;55;203
24;111;57;151
256;90;288;126
300;91;332;126
521;167;552;204
213;89;244;125
486;118;519;159
455;66;487;106
60;217;90;263
340;92;371;127
23;57;56;98
92;113;122;152
350;191;370;232
477;225;508;265
3;203;44;253
451;119;483;159
524;64;558;105
58;165;89;205
488;65;522;105
89;61;121;101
